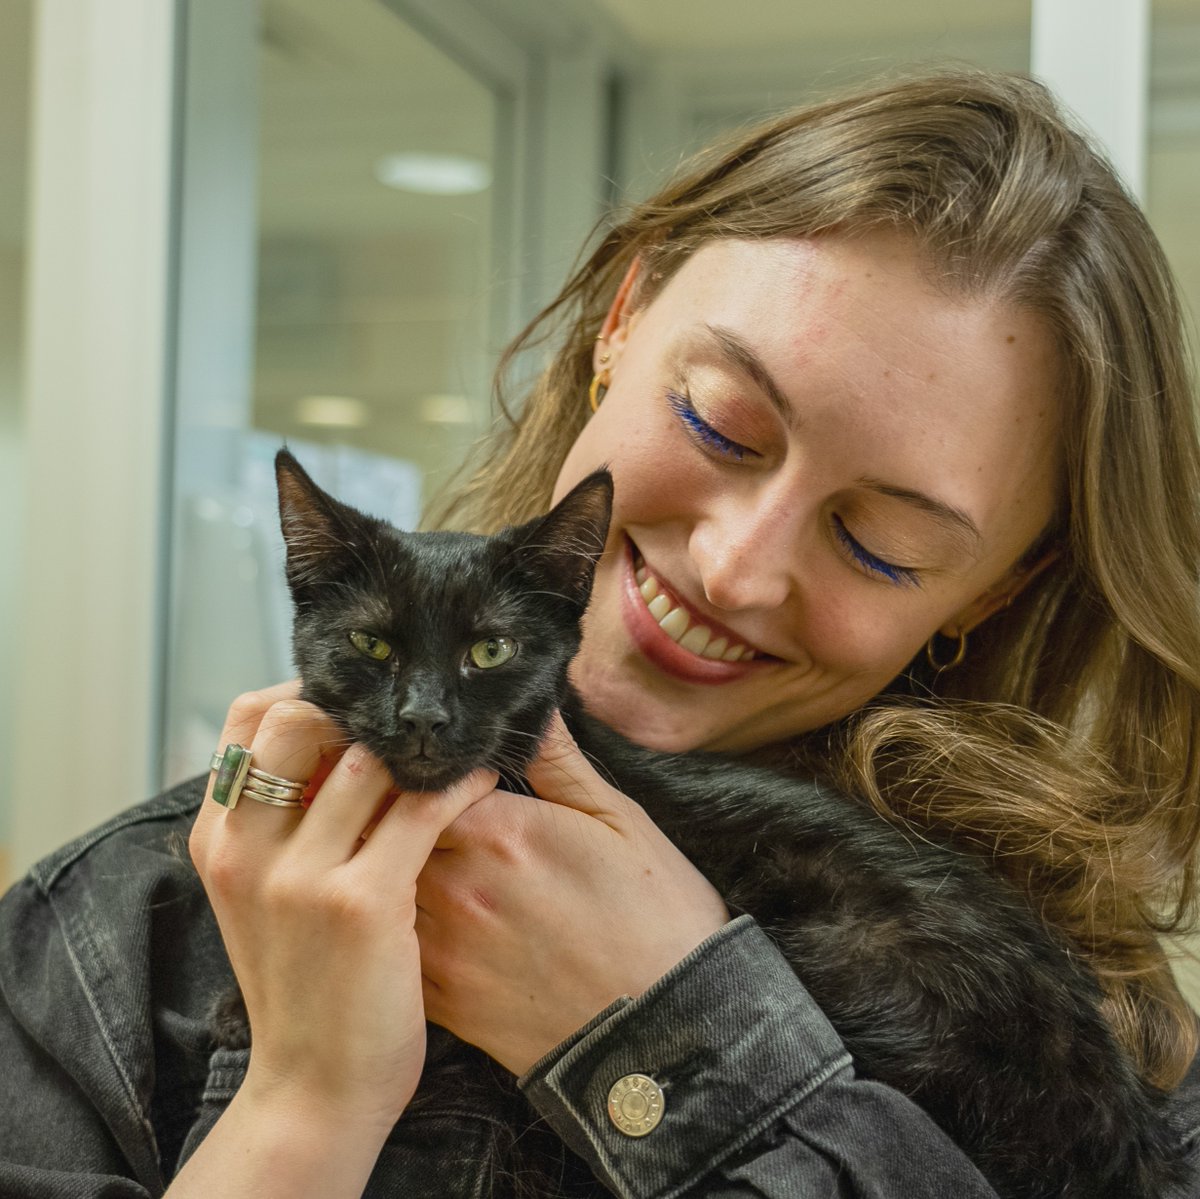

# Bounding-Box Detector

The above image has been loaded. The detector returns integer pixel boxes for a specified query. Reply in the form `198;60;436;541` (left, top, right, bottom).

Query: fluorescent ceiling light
420;394;474;425
295;394;369;428
374;153;491;195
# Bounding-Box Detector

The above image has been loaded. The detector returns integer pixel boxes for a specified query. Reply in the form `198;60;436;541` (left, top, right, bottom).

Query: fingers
356;768;499;884
287;743;399;865
194;682;303;862
193;681;499;886
193;686;343;867
194;698;346;874
222;681;303;752
525;712;622;820
201;681;303;805
237;698;346;843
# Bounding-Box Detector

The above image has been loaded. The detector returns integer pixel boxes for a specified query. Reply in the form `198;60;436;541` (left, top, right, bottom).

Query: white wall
0;248;24;874
10;0;176;874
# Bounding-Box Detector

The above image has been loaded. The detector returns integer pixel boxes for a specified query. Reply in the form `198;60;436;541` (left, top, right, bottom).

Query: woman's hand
415;713;731;1076
188;682;498;1134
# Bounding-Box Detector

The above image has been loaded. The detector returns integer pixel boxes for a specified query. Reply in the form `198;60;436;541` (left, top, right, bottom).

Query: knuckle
472;807;529;867
427;871;495;923
315;879;380;931
226;689;273;732
200;843;247;898
258;697;323;734
464;885;496;917
340;742;388;783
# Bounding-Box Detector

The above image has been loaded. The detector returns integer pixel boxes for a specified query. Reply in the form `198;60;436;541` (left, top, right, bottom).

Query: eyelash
832;515;921;588
666;390;751;461
666;388;921;589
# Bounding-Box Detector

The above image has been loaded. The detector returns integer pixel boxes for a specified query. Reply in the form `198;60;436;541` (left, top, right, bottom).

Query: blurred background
1;0;1197;992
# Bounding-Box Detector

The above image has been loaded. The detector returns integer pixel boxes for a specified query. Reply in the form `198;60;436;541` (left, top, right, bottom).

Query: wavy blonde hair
431;70;1200;1089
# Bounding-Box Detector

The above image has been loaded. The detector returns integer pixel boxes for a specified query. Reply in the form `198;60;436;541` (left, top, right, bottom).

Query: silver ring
243;773;304;802
248;765;306;792
209;745;305;810
240;784;304;809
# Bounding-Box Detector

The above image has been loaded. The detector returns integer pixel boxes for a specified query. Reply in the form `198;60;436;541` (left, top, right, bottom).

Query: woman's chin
568;656;709;752
590;704;705;753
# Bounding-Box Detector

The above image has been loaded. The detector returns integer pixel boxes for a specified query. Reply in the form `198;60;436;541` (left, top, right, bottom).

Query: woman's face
553;233;1062;753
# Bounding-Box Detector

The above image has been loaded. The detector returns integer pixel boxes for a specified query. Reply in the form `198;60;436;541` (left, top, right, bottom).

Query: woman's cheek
554;394;679;506
802;584;927;681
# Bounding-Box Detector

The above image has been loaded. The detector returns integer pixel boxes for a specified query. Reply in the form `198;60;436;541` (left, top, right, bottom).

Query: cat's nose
398;703;449;738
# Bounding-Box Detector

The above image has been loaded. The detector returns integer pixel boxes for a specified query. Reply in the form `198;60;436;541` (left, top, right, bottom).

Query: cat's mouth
386;756;469;793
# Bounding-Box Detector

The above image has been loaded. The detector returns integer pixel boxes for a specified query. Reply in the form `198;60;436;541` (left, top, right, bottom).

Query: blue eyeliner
666;390;749;461
666;387;919;588
832;515;921;588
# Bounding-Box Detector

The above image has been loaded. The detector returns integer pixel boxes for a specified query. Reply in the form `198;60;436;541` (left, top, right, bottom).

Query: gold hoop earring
926;629;967;672
588;370;610;413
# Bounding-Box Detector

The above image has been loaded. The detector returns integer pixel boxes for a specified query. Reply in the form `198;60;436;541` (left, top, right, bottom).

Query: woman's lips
618;537;766;685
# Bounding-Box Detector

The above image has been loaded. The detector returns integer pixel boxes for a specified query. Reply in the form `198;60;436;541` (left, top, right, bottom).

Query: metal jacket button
607;1074;665;1136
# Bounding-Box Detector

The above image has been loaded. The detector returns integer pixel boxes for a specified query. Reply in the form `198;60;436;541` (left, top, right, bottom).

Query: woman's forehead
644;235;1063;560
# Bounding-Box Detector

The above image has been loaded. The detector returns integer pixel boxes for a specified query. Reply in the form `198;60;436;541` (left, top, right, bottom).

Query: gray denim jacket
1;776;1198;1198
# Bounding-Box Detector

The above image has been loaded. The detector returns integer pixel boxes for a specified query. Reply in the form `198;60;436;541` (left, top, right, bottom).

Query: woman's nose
689;495;797;613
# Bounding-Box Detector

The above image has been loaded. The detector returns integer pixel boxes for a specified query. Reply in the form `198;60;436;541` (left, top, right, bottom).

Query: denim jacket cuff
518;914;852;1198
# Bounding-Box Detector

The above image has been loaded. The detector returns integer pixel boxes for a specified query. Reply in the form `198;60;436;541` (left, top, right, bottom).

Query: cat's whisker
479;723;622;790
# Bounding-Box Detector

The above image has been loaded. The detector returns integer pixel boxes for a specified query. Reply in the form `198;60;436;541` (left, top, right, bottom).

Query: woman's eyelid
832;514;923;587
666;389;756;460
667;387;765;460
668;374;922;588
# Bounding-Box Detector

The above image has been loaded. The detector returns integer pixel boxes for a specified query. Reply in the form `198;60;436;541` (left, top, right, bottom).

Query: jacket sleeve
518;914;1005;1198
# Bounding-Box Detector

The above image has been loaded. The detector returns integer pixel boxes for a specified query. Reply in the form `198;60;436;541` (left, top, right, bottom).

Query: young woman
2;70;1198;1197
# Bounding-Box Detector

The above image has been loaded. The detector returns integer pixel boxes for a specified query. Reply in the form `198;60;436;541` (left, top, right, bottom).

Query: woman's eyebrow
697;324;983;555
857;477;984;555
702;324;799;429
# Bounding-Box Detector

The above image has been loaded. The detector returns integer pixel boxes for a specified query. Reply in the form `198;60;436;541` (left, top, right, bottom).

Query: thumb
526;712;624;820
361;767;499;878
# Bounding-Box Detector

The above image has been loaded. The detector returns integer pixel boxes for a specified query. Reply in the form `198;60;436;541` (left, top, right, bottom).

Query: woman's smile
619;534;769;684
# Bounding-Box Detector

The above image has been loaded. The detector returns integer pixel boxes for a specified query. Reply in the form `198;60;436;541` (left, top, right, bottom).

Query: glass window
252;0;496;497
162;0;503;784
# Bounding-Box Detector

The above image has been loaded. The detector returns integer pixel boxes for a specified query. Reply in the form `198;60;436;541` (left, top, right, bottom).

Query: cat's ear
275;448;365;597
512;469;614;611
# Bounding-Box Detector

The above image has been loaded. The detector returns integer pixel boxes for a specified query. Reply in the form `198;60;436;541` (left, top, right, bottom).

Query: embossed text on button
607;1073;665;1137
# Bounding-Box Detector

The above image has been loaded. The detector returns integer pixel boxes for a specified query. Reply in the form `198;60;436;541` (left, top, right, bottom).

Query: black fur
221;449;1186;1197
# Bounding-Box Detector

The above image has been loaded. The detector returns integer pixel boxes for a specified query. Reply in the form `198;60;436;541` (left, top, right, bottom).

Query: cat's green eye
468;636;517;669
349;630;393;661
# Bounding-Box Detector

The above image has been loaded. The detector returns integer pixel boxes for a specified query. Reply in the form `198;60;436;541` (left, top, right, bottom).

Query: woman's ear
943;547;1060;638
593;258;644;375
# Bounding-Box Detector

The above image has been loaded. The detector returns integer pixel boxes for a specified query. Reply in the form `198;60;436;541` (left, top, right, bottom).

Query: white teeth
647;593;672;621
658;607;690;641
635;555;759;663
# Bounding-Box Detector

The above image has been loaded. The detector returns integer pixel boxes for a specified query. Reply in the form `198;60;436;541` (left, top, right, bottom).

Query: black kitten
227;449;1184;1198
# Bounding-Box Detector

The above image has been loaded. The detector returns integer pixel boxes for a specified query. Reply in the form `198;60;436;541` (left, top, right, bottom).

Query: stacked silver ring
244;766;306;807
209;745;306;810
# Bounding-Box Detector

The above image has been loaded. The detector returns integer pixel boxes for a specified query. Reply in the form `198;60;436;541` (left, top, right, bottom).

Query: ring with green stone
209;743;252;809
